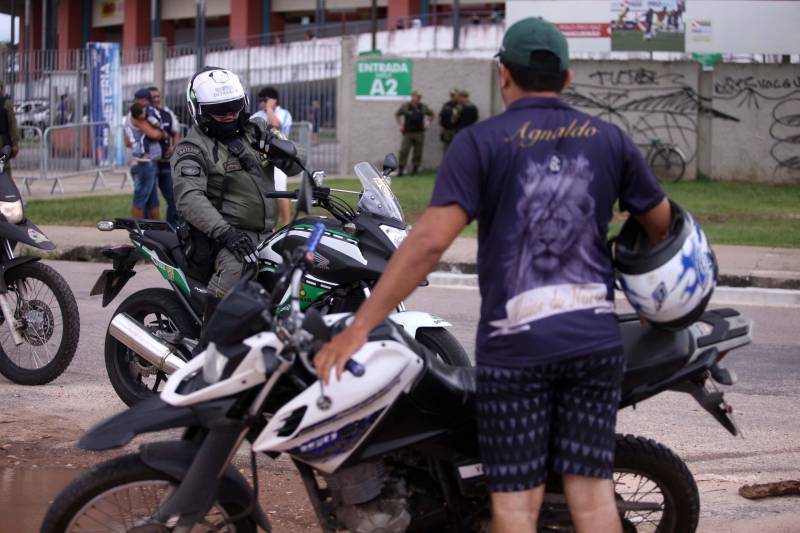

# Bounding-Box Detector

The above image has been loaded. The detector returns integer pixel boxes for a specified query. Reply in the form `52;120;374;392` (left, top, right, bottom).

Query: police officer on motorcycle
171;67;303;303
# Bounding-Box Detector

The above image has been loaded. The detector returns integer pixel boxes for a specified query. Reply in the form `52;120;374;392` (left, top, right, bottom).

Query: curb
435;262;800;291
427;272;800;308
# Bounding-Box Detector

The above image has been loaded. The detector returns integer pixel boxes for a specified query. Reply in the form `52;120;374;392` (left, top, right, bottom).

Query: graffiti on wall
563;67;738;166
713;75;800;180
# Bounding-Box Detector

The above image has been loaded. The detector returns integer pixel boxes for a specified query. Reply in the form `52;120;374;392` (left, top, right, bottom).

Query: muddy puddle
0;467;80;532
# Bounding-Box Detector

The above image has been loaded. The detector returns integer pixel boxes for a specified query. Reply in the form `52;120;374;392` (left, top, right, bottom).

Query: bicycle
644;139;687;183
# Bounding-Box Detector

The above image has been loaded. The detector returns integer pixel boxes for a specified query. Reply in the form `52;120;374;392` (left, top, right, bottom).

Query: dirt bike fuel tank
258;216;394;298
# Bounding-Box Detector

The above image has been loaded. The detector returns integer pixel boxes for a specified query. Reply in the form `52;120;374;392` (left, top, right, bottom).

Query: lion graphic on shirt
506;153;606;296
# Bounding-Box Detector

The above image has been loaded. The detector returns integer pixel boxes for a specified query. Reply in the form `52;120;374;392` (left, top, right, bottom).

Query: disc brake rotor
17;299;55;346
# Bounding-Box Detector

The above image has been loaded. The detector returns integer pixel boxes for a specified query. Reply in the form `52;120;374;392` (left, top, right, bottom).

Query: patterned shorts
476;350;625;493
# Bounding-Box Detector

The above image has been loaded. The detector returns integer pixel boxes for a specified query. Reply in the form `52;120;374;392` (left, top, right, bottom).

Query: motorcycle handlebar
265;191;298;199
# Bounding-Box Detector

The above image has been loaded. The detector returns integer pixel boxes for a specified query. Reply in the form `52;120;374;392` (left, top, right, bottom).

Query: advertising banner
355;60;413;101
610;1;687;52
87;42;124;166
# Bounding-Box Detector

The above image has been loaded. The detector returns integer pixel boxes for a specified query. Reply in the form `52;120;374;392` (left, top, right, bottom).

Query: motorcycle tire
41;453;257;533
415;327;471;367
0;261;80;385
613;434;700;532
105;288;199;407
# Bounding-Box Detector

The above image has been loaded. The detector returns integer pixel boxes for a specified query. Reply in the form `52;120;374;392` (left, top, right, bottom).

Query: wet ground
0;468;79;532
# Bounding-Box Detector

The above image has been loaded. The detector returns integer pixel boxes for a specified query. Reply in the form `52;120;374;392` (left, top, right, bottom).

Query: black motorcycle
92;147;468;406
44;209;753;532
0;146;80;385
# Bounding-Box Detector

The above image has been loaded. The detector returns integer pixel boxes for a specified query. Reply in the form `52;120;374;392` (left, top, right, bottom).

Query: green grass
611;30;685;52
25;175;800;248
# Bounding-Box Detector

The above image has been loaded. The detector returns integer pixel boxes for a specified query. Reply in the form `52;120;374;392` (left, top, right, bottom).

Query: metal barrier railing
41;121;113;194
15;125;45;195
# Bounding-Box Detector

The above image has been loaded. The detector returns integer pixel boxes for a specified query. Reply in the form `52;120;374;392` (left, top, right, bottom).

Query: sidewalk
29;226;800;290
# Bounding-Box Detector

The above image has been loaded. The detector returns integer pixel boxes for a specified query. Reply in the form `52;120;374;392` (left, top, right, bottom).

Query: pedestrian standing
314;17;673;533
0;82;20;175
308;99;321;145
438;88;461;153
125;90;169;220
395;90;434;175
252;87;294;226
148;86;180;225
454;89;479;133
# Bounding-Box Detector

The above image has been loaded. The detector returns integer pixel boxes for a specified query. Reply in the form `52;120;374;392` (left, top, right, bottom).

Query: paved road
1;261;798;532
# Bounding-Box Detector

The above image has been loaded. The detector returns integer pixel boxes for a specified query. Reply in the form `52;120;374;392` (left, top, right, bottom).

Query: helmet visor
200;98;246;117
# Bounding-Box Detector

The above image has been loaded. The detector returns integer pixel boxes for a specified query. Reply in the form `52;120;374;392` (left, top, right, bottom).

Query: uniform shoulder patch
174;143;203;159
179;165;201;176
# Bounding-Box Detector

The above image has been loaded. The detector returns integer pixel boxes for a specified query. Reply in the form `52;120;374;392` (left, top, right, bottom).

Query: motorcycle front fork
362;286;406;313
0;239;25;345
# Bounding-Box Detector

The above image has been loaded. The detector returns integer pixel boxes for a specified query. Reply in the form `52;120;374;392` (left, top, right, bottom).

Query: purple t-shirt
430;96;665;368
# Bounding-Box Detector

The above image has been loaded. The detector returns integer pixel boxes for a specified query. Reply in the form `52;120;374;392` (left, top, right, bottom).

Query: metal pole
370;0;377;51
195;0;206;71
152;0;160;38
153;37;166;97
316;0;325;37
452;0;460;50
9;3;14;100
75;51;83;172
24;0;30;100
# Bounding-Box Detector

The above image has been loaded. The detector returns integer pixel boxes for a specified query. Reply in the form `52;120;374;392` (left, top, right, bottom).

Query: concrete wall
338;40;797;182
338;37;498;173
566;60;701;180
711;63;800;182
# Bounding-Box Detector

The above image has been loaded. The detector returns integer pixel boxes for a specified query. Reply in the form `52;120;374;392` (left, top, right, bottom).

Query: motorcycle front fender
78;396;236;451
0;256;41;293
140;440;271;532
388;310;452;338
0;218;56;250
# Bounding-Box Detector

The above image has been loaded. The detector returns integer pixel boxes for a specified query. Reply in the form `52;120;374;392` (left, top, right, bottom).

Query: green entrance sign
355;60;413;101
692;53;722;71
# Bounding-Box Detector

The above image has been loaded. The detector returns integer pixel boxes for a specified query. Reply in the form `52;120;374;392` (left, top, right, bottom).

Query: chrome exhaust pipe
109;313;187;374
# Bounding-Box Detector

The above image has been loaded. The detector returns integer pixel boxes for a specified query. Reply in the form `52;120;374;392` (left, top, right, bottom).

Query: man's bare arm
633;197;671;246
314;204;469;383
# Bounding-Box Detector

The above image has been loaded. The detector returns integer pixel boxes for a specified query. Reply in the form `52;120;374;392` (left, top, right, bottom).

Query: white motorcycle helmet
186;66;249;139
614;201;717;330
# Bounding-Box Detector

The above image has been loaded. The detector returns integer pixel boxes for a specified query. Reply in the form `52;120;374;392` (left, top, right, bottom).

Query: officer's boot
147;207;161;220
132;207;144;219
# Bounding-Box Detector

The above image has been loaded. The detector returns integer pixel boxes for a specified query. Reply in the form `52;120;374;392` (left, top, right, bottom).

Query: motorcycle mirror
269;137;297;159
382;153;399;176
296;173;314;214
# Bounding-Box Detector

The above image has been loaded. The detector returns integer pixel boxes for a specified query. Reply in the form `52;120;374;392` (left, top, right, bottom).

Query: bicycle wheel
649;146;686;183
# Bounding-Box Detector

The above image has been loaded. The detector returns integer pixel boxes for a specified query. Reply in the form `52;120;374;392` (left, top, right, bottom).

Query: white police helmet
614;201;717;330
186;67;249;136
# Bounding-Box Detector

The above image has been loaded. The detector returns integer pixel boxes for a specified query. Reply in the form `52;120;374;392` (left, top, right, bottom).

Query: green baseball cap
496;17;569;71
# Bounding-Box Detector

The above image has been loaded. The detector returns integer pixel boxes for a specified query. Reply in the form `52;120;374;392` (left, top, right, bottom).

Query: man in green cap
438;88;461;153
395;90;434;175
314;17;671;533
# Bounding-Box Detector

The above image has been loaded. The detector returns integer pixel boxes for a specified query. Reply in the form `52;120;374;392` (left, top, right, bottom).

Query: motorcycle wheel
105;288;199;407
0;262;80;385
41;453;257;533
613;434;700;533
415;327;471;366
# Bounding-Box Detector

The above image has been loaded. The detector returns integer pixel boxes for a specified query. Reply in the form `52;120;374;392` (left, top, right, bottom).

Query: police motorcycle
0;145;80;385
45;188;753;532
92;139;468;406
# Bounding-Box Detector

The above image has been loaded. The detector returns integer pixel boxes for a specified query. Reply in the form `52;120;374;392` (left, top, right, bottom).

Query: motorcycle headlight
202;343;227;384
379;225;409;248
0;200;23;224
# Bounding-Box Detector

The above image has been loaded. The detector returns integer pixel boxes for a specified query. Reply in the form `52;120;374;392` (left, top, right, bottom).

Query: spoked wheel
105;288;198;406
41;454;256;532
0;261;80;385
649;146;686;183
613;434;700;532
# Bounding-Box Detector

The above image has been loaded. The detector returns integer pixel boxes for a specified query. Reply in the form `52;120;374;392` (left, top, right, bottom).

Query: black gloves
218;228;257;264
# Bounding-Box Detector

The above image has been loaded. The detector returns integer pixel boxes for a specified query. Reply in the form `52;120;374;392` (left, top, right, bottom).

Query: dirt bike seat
620;321;692;397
